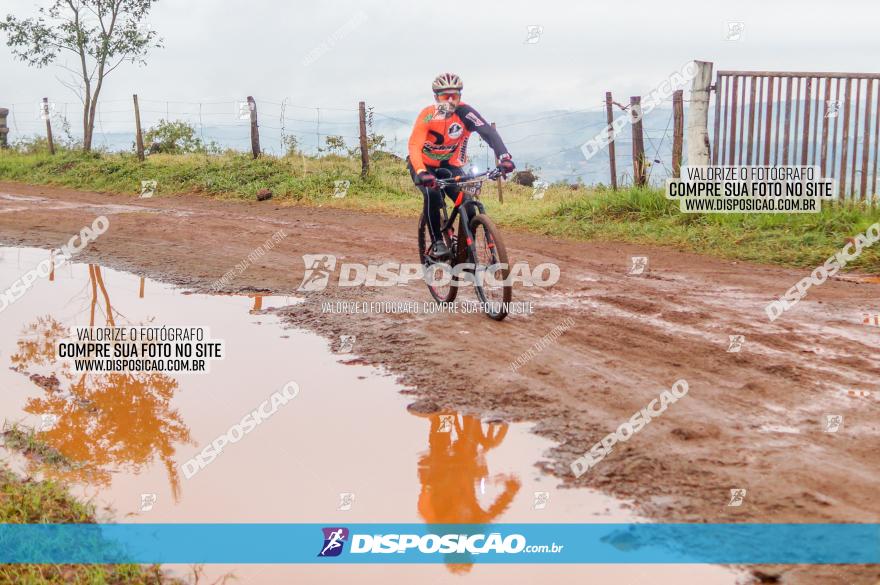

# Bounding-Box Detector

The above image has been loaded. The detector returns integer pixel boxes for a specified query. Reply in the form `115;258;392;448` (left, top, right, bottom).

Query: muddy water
0;247;740;584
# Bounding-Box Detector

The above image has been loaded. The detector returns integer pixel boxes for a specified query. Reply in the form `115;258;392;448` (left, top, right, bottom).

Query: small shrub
513;169;537;187
143;119;218;155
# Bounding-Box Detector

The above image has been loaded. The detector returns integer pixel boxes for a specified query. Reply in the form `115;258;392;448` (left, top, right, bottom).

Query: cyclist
408;73;515;259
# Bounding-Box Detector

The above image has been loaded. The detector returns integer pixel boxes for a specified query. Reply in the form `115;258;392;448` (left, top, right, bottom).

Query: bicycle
417;166;512;321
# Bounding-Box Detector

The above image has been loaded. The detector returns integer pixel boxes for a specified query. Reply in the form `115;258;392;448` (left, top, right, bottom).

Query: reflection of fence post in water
139;276;145;299
49;250;55;282
94;267;114;327
88;265;98;326
87;265;115;327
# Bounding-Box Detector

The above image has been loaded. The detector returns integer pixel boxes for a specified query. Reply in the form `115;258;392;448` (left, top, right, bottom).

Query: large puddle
0;246;741;584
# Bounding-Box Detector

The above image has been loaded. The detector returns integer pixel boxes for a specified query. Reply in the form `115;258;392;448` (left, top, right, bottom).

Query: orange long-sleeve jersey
407;103;509;173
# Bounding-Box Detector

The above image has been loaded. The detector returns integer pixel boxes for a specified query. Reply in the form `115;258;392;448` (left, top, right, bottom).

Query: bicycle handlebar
435;167;505;187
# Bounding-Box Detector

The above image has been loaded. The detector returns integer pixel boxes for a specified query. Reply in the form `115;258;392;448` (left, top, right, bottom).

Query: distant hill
71;106;682;186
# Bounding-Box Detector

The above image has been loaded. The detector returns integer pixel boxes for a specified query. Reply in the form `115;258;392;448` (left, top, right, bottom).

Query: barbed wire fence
3;94;682;187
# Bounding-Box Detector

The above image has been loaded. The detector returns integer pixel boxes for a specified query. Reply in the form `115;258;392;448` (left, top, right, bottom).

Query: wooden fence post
247;96;261;159
0;108;8;149
42;97;55;155
672;90;684;178
605;92;618;189
686;60;714;167
491;122;504;203
133;94;145;161
358;101;369;178
630;96;646;187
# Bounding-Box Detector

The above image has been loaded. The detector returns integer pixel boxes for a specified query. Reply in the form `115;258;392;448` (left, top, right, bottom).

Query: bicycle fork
455;204;494;288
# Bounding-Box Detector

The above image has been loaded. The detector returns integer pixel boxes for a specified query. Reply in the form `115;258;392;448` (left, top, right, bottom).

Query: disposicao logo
298;254;337;292
318;527;349;557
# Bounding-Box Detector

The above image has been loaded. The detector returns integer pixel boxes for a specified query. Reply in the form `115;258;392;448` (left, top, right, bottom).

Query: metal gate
711;70;880;200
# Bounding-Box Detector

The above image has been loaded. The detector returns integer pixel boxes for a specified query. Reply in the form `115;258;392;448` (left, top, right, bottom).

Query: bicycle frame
432;168;501;260
420;166;512;320
442;194;482;249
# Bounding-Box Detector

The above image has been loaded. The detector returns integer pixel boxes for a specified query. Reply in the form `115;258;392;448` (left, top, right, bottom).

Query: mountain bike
417;166;512;321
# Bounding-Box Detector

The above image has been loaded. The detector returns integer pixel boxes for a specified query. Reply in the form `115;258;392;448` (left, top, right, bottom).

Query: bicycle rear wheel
418;213;457;304
469;214;512;321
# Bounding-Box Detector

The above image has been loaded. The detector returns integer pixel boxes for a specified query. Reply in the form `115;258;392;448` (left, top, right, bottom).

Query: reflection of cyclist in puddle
414;412;521;574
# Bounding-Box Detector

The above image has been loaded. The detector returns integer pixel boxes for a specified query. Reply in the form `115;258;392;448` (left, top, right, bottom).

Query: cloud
2;0;878;109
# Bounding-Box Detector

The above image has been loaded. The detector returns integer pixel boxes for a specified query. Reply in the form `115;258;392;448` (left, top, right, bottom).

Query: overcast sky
2;0;879;116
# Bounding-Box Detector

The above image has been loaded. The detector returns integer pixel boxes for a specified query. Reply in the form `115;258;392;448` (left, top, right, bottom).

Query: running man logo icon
531;180;549;200
628;256;648;275
438;414;455;433
237;101;254;120
337;492;355;511
727;488;746;507
524;24;543;44
298;254;337;291
825;100;841;119
140;180;157;199
727;335;745;353
318;527;349;557
725;21;744;41
37;100;56;121
339;335;355;353
333;180;351;198
140;493;157;512
39;413;59;431
824;414;843;433
533;491;551;510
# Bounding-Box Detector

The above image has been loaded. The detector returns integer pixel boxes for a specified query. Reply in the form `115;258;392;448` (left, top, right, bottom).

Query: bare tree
1;0;161;151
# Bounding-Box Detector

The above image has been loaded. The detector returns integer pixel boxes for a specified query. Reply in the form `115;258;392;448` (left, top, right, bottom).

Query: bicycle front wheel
469;214;512;321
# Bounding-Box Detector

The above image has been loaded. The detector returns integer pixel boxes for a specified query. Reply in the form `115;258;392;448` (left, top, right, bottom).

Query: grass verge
0;463;181;584
1;149;878;271
2;422;73;469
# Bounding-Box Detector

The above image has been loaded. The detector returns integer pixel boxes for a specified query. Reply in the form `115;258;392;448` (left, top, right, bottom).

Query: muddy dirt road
1;182;878;584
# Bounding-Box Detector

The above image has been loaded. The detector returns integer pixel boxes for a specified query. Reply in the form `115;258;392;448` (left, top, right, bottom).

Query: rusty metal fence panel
711;71;880;201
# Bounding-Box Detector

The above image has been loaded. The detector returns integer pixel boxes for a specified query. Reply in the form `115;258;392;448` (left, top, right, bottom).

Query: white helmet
432;72;463;94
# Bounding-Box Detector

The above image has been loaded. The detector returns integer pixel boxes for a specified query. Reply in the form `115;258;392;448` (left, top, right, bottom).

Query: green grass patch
1;149;878;271
0;463;182;584
2;422;73;469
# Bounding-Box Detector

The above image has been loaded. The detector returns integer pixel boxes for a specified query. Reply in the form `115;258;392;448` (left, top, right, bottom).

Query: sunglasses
436;92;461;101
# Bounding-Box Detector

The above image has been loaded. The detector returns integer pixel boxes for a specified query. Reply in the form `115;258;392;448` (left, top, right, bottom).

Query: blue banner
0;523;876;564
